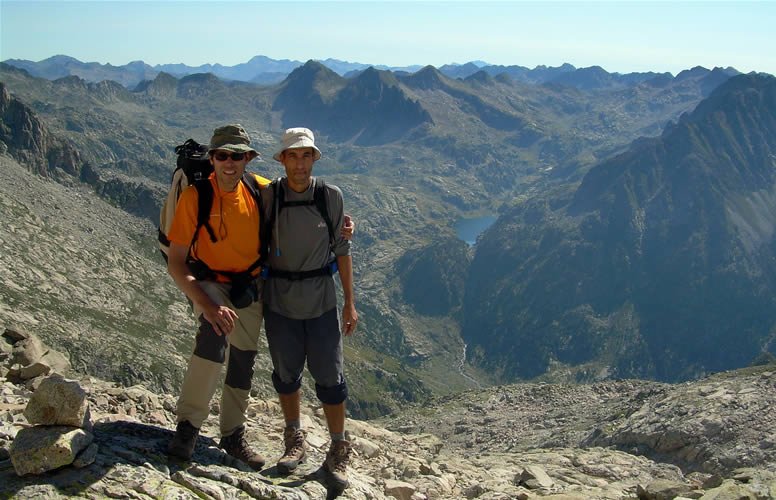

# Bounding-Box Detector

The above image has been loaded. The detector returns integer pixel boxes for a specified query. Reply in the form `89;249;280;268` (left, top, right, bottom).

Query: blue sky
1;1;775;76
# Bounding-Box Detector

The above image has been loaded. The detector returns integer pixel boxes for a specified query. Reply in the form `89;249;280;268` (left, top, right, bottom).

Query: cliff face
0;82;81;177
463;74;776;382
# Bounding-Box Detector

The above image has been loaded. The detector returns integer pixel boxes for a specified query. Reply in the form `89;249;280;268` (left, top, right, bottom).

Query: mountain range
4;54;738;92
0;54;773;420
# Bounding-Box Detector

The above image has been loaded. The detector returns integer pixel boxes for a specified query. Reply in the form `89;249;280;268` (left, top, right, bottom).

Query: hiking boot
322;439;352;490
167;420;199;460
219;425;266;470
277;427;308;474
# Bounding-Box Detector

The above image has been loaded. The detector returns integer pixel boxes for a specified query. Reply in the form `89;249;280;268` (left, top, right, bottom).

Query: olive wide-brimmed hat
273;127;322;162
208;124;259;157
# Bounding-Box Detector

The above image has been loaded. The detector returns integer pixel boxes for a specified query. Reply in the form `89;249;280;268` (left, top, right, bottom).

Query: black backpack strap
193;179;217;246
259;178;281;263
267;261;338;281
313;179;335;247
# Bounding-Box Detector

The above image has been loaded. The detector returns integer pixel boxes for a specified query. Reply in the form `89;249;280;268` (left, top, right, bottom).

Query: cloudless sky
1;1;775;76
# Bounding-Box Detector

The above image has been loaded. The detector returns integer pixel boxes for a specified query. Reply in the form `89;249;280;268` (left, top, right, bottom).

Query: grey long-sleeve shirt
261;177;351;320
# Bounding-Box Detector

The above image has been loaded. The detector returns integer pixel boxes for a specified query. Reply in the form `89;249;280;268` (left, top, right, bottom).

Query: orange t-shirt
168;173;270;279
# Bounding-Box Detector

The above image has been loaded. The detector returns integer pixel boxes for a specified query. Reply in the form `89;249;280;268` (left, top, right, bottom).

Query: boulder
11;335;43;367
384;479;417;500
636;479;700;500
23;375;91;429
39;349;71;376
9;426;93;476
517;465;555;489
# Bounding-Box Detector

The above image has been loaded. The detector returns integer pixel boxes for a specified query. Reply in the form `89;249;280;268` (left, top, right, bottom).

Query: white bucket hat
273;127;322;162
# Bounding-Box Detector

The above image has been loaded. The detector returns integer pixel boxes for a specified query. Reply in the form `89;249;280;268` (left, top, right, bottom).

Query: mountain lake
455;214;497;246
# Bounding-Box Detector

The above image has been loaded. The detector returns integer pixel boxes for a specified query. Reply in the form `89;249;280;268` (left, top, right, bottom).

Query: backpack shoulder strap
313;179;335;246
241;173;269;263
158;167;189;252
193;179;217;245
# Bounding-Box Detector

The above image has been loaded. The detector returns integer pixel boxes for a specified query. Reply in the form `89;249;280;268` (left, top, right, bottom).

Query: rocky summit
1;329;775;499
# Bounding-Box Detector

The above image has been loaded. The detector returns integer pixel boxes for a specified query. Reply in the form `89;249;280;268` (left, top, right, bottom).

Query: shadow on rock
1;420;232;496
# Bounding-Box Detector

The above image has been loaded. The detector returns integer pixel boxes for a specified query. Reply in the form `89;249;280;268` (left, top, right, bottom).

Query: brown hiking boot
277;427;308;474
322;439;351;490
167;420;199;460
219;425;266;470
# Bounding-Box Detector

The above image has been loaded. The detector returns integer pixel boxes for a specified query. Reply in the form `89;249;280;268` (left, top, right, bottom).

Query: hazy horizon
1;1;775;77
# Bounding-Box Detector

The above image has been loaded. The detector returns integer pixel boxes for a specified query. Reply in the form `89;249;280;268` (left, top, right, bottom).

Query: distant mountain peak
179;72;221;85
353;66;400;87
676;66;711;80
133;71;178;94
464;70;495;85
402;65;447;90
285;59;341;82
43;54;81;64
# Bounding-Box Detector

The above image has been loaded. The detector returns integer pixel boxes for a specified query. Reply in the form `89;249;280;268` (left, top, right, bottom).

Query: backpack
261;177;338;280
158;139;213;261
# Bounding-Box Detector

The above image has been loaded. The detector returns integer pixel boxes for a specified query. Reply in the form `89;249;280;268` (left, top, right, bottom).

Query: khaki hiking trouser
175;280;262;437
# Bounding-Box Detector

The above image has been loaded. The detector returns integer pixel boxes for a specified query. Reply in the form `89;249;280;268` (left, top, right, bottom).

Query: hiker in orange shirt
165;124;270;468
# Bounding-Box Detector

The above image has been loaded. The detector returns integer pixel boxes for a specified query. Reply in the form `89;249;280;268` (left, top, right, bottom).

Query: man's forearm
336;255;355;305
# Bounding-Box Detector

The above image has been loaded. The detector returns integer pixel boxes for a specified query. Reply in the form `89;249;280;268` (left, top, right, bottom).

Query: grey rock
698;479;761;499
702;474;725;488
23;375;47;392
354;435;381;458
2;327;29;342
463;482;486;499
420;461;442;476
18;362;50;380
39;349;71;376
11;335;43;367
384;478;417;500
636;479;700;499
9;426;93;475
171;470;228;499
517;464;555;489
72;442;98;468
23;375;91;429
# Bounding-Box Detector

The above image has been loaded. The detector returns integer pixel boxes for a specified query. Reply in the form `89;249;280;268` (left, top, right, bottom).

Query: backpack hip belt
263;260;338;281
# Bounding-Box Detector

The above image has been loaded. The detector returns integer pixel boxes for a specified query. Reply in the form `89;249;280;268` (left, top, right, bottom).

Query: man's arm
337;254;358;335
167;242;237;336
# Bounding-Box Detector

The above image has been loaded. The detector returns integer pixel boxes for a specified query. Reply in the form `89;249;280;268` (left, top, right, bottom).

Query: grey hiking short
264;307;347;404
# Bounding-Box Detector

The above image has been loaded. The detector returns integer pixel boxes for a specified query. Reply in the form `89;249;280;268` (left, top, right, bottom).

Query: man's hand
342;214;355;240
342;302;358;336
202;304;239;336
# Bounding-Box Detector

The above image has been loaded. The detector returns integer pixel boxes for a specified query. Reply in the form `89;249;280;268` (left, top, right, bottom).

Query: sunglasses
212;151;247;162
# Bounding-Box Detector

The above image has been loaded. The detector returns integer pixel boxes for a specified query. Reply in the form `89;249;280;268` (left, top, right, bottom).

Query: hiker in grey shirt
262;127;357;490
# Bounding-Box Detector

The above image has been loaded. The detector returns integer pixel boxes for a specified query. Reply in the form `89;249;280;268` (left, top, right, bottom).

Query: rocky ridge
2;329;775;499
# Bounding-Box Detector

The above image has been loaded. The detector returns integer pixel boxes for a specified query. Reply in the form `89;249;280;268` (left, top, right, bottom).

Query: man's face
281;147;315;190
210;149;249;189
